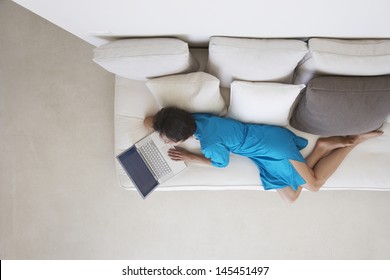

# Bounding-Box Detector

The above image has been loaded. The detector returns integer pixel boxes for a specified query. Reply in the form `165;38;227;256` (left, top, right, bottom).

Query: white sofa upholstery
93;37;390;193
294;38;390;85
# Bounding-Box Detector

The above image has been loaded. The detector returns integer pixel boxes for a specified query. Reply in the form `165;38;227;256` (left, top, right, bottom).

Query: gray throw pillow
290;75;390;136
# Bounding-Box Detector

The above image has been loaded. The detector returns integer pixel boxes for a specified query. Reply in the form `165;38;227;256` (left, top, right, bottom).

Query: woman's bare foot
349;130;384;145
317;136;356;152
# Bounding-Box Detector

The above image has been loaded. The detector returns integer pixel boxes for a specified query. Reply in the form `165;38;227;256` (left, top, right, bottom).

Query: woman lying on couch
144;107;383;203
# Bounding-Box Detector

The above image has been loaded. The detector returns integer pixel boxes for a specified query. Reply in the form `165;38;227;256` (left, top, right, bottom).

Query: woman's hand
168;147;212;165
168;147;194;161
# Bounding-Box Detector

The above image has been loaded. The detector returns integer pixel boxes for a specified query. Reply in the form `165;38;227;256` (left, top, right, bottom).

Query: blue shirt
193;113;308;191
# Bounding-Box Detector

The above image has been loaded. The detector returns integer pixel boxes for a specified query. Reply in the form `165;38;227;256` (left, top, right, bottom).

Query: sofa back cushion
207;36;308;88
294;38;390;84
290;75;390;136
93;38;198;81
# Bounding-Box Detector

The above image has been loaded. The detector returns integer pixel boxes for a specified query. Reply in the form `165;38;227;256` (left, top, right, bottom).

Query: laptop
117;132;187;199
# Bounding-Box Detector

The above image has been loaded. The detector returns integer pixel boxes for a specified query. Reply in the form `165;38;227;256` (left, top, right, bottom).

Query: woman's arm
168;147;212;166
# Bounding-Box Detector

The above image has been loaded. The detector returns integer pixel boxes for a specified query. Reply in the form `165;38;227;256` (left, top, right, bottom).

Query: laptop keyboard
139;140;173;179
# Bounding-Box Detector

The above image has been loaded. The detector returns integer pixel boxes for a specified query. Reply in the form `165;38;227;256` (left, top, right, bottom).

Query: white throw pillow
227;81;305;126
93;38;198;81
146;72;227;115
207;37;308;88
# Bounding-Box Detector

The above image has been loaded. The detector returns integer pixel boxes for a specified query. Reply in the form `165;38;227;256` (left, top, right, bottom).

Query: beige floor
1;0;390;259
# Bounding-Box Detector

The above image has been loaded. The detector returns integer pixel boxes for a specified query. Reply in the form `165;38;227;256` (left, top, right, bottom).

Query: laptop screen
117;147;158;198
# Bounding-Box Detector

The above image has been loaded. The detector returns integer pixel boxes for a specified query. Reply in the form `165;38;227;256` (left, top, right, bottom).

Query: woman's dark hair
153;107;196;142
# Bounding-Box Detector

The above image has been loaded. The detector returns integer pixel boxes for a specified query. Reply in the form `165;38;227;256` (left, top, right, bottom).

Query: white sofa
93;37;390;193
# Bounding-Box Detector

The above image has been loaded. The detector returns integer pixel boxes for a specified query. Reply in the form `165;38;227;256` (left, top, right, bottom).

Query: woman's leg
291;131;383;192
305;136;354;168
278;145;357;201
290;145;355;191
277;136;354;202
277;186;302;203
277;131;383;202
